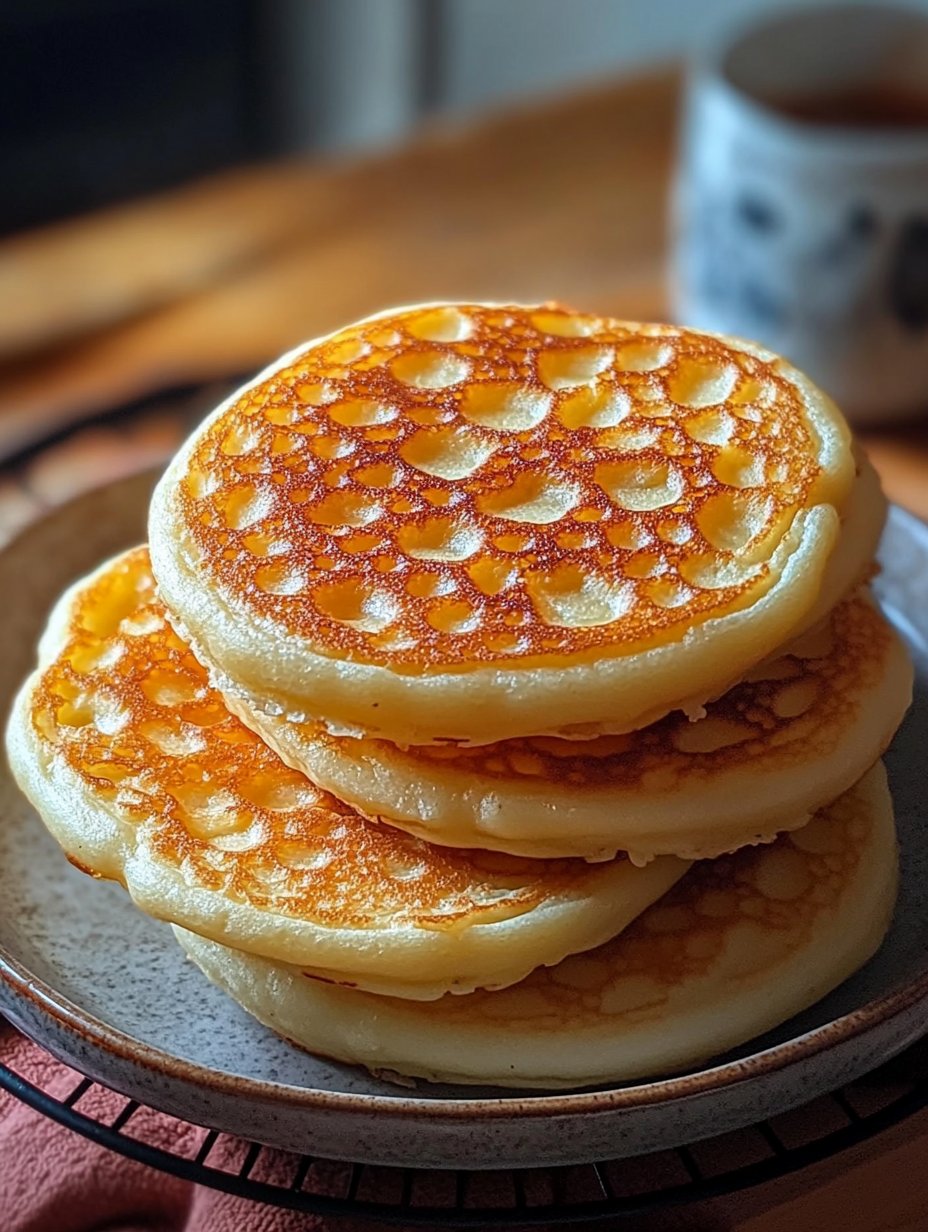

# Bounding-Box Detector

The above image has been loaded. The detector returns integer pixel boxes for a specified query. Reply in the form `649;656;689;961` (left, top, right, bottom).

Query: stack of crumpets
7;303;912;1089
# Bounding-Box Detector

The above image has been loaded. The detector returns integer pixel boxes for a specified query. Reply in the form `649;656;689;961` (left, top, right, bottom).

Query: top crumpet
149;303;855;746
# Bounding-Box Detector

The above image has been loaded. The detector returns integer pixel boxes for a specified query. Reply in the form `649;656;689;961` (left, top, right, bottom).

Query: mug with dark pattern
673;3;928;424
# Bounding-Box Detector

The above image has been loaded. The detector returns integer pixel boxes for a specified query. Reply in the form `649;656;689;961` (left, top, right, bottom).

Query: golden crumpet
148;303;860;744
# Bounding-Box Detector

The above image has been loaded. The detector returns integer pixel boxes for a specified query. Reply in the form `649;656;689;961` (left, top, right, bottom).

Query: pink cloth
0;1022;387;1232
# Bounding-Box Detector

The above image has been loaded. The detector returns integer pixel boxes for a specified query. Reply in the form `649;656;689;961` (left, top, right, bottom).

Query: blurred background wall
4;0;926;235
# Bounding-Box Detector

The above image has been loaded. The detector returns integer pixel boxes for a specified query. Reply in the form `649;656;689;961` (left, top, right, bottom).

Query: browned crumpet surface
181;304;825;668
32;547;625;928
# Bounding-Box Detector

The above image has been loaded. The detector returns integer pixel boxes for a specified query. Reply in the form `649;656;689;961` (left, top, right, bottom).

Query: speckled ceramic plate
1;471;927;1170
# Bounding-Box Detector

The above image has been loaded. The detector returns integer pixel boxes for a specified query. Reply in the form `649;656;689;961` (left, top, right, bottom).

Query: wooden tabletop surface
0;66;926;1231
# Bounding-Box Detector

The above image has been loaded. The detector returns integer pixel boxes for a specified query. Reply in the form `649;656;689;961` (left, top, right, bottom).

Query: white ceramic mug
672;3;928;425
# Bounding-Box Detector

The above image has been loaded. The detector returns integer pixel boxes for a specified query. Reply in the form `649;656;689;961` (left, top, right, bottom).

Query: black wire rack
3;1034;928;1226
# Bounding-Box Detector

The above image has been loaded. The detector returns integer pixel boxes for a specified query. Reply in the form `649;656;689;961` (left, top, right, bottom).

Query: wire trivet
3;1036;927;1226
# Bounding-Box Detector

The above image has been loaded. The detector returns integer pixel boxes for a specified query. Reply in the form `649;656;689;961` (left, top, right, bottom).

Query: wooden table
0;66;926;1230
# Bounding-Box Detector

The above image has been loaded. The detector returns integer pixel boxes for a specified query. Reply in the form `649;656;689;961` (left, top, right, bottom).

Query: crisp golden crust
175;765;898;1087
231;587;912;860
171;304;850;668
7;546;687;991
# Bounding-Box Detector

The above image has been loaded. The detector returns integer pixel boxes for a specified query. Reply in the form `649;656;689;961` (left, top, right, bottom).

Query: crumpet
230;588;912;862
148;303;856;745
175;764;897;1088
5;548;687;998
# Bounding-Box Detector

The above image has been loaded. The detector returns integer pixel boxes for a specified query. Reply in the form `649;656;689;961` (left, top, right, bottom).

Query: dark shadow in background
0;0;277;235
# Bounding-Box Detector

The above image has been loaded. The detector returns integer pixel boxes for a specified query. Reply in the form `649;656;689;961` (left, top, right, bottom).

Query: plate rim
2;478;927;1124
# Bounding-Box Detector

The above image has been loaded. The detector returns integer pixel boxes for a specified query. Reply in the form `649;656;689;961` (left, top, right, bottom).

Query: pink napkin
0;1021;384;1232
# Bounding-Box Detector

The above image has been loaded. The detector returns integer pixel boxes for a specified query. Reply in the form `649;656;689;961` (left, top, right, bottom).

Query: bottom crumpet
175;764;897;1089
